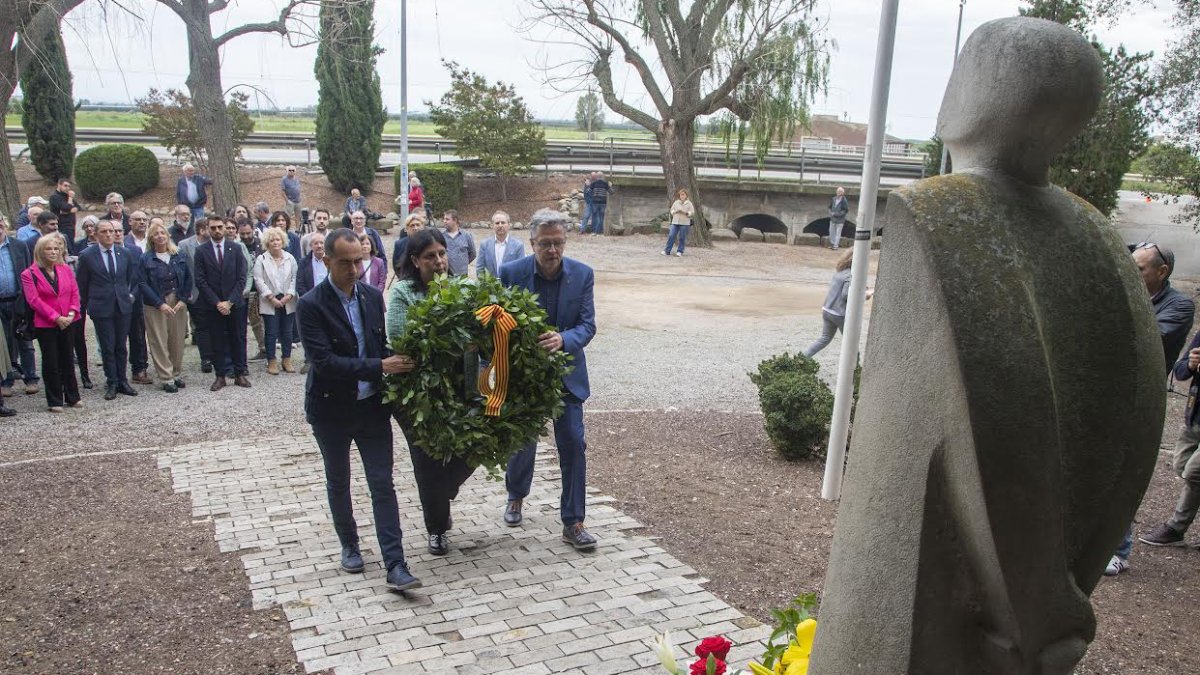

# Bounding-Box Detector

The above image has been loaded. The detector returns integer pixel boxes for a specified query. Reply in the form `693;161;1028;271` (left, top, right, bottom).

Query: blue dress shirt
332;282;374;400
0;239;16;298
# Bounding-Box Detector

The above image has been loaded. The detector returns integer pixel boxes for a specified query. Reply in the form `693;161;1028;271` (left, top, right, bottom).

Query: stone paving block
159;437;773;675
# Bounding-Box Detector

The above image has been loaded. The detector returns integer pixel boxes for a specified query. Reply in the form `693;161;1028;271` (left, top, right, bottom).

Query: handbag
13;273;36;341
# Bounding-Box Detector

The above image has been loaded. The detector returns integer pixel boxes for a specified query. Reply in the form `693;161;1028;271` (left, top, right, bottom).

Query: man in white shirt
124;211;151;253
476;210;525;278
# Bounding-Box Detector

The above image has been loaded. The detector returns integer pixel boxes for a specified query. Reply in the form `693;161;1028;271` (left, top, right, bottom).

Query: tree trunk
181;0;239;216
657;118;709;246
0;97;19;219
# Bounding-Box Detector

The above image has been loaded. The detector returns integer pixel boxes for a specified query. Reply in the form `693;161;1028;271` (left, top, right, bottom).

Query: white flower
653;631;681;674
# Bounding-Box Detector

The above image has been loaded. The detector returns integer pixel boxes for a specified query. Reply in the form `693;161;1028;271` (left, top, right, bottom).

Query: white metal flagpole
938;0;966;175
821;0;901;501
399;0;410;222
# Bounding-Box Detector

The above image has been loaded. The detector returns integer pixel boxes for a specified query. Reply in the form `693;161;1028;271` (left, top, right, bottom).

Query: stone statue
810;17;1165;675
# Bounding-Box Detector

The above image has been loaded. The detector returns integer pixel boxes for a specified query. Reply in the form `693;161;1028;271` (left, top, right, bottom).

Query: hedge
74;144;160;201
395;163;463;214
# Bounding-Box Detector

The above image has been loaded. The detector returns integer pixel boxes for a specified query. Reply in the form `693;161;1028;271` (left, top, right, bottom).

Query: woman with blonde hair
662;188;695;257
802;249;872;358
141;221;192;391
21;233;82;411
253;227;298;374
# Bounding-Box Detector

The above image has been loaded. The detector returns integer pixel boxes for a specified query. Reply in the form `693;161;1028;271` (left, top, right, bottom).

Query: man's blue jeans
664;224;690;254
589;203;607;235
579;202;592;233
190;206;206;222
506;394;587;526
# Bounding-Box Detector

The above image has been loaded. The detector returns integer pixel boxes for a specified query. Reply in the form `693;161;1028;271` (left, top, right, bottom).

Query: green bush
74;144;160;201
395;163;463;214
750;353;835;461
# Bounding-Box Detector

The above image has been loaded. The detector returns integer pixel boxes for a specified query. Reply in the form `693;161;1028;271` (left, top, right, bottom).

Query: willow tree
0;0;88;217
156;0;317;215
528;0;829;245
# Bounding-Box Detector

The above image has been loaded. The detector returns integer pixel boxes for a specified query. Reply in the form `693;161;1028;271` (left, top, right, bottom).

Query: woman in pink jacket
21;233;82;411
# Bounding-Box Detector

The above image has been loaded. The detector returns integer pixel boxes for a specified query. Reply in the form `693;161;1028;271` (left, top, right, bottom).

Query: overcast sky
50;0;1179;140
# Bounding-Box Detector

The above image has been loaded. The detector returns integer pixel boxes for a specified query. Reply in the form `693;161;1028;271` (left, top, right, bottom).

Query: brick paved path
158;435;772;674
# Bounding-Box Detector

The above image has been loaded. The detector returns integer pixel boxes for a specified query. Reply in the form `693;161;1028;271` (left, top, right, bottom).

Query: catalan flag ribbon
475;304;518;416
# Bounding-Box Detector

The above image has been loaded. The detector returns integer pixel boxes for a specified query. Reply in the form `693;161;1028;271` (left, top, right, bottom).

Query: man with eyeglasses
102;193;131;235
281;166;303;227
1103;241;1195;576
499;208;599;551
476;210;525;277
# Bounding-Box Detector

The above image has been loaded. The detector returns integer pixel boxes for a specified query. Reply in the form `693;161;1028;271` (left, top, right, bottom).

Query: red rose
689;657;727;675
695;636;733;662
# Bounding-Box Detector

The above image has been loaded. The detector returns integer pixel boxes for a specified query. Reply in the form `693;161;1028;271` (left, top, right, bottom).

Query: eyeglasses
1134;241;1169;268
534;239;565;251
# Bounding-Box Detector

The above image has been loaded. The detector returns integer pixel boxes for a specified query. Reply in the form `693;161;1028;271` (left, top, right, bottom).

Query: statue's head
936;17;1103;185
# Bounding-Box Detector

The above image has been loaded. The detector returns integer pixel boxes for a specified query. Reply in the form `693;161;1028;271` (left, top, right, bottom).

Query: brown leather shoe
210;376;227;392
281;358;295;373
234;375;252;388
131;372;153;385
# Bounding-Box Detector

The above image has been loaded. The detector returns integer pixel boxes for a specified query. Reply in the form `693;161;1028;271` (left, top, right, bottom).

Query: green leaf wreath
383;274;573;477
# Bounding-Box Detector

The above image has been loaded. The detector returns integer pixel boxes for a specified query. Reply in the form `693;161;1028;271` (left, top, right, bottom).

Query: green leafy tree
921;136;948;177
136;88;254;170
575;91;605;136
428;61;546;201
527;0;830;246
19;28;75;182
314;0;386;194
1019;1;1156;216
1154;0;1200;229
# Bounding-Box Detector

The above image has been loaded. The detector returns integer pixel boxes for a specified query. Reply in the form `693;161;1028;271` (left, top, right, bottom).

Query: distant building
793;114;915;155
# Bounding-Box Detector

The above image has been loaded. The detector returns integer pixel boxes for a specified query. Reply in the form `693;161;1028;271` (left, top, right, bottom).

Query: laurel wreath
383;274;573;477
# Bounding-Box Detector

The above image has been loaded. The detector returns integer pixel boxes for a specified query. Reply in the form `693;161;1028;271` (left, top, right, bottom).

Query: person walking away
253;227;298;375
21;233;82;412
587;173;611;235
578;173;594;234
663;189;694;257
297;228;422;591
141;221;192;392
803;249;873;357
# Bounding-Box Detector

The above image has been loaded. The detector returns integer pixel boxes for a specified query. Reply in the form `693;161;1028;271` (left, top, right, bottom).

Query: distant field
6;111;658;142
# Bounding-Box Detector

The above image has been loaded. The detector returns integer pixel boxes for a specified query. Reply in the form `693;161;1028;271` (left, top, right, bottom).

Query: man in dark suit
295;231;328;300
0;219;38;396
499;208;598;551
297;228;421;591
194;217;251;391
76;219;139;400
175;163;212;222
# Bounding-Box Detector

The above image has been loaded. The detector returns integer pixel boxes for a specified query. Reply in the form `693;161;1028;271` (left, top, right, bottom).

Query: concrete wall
607;175;890;240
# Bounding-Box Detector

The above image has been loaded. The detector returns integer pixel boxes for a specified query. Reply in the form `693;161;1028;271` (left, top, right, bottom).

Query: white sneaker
675;252;682;257
1103;555;1129;577
660;250;667;256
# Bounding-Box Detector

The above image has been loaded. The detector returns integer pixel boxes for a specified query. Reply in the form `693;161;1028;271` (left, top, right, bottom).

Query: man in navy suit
476;210;526;277
194;217;251;391
297;229;421;591
500;208;598;551
76;219;139;400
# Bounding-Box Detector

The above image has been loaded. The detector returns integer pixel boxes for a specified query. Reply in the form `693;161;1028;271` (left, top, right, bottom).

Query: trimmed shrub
20;30;75;182
74;144;160;201
750;353;835;461
395;163;463;214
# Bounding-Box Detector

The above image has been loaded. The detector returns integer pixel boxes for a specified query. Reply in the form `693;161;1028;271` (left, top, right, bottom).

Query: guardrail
6;126;930;180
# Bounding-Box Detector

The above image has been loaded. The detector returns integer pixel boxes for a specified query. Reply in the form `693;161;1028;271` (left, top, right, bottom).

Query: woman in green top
386;228;476;557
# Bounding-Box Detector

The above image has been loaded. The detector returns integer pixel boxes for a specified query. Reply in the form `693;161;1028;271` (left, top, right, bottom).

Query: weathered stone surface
710;229;738;242
870;237;881;251
764;232;787;244
812;17;1164;675
792;233;821;247
738;227;764;242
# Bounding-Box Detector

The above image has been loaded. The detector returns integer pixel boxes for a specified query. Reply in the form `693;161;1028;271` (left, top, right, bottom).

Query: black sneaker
428;533;448;556
386;563;422;591
340;545;365;573
503;499;523;527
562;523;597;551
201;360;213;374
1139;523;1187;547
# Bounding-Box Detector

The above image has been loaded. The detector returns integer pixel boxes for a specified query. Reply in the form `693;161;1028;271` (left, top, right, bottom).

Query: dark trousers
34;323;80;407
506;394;587;526
0;298;39;385
128;303;148;374
311;397;406;569
92;312;131;387
72;313;90;382
189;302;214;364
209;303;248;377
396;415;476;535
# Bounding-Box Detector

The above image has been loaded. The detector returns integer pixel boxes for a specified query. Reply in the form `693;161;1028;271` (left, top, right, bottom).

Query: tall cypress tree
20;29;76;182
314;0;386;195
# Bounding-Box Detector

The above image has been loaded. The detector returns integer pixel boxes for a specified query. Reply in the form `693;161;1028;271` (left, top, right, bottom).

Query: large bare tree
0;0;88;218
527;0;829;245
156;0;316;215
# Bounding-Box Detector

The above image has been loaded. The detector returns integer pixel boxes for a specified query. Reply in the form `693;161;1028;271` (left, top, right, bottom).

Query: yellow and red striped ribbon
475;304;518;417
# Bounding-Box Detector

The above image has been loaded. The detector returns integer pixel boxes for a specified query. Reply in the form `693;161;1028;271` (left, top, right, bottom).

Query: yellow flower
795;618;817;657
784;657;810;675
746;663;774;675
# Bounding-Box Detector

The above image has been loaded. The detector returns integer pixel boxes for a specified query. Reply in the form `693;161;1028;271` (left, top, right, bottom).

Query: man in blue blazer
76;219;139;400
476;210;526;277
499;208;598;551
175;164;212;222
297;228;421;591
194;217;251;391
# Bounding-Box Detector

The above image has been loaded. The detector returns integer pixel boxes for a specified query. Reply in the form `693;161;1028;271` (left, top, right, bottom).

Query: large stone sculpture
810;17;1165;675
